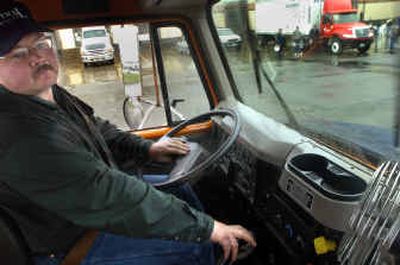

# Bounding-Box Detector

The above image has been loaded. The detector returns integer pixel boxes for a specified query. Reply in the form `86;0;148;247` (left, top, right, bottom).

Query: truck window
55;23;210;130
212;0;398;167
322;14;332;25
333;13;358;24
83;29;107;38
322;15;328;24
156;26;210;124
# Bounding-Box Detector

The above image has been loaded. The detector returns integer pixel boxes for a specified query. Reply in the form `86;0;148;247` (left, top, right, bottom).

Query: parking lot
57;41;399;132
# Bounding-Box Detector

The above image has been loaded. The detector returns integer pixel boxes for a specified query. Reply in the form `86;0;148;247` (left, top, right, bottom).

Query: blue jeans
33;233;214;265
33;180;214;265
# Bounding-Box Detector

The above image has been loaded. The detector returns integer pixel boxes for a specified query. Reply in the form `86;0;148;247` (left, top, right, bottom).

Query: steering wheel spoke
161;142;207;185
153;109;241;187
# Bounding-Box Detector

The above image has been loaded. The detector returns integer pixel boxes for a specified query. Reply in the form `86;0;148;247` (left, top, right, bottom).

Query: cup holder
289;154;367;200
290;154;328;173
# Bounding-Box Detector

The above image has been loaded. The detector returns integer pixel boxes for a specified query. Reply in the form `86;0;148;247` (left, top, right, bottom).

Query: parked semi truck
256;0;373;55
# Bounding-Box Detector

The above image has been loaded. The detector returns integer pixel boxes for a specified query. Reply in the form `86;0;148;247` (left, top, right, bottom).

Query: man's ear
0;65;9;87
0;69;5;84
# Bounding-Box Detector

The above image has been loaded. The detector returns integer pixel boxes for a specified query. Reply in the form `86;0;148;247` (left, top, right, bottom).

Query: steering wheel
152;109;241;187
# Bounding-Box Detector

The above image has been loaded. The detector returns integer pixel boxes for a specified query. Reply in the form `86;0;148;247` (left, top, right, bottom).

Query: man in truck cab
0;2;256;265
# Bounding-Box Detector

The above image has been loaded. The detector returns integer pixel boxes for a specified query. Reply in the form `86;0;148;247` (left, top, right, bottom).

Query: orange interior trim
313;138;377;171
20;0;144;23
134;121;213;139
187;26;219;106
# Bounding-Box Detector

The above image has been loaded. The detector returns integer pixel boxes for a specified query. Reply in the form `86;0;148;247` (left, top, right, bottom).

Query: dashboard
201;105;399;264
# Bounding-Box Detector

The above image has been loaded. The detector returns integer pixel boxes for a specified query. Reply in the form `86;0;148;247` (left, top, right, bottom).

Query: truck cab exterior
321;0;373;54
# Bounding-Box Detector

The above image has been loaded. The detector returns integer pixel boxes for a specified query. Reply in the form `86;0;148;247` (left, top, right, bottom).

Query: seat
0;213;30;265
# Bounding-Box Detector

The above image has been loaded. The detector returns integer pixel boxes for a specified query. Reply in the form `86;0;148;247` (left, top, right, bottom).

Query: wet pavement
230;46;399;129
56;44;400;132
58;49;157;130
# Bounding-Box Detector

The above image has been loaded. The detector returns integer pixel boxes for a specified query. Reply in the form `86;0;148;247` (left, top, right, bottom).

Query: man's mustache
33;63;56;78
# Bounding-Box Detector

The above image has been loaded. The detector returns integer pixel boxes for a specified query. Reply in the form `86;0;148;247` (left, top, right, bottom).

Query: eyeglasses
0;37;53;62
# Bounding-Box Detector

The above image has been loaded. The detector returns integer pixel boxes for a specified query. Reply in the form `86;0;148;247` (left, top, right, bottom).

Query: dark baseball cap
0;1;51;56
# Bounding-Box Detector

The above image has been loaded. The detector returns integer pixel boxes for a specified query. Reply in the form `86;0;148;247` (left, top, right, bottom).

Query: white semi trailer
255;0;323;38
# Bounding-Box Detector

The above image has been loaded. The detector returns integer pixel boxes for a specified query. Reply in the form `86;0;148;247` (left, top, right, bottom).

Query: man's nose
28;50;46;67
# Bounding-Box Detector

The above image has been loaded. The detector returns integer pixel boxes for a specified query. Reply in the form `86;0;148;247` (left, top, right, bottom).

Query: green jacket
0;85;213;254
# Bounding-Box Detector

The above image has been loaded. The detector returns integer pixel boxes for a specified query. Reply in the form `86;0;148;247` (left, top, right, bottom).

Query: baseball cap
0;1;51;56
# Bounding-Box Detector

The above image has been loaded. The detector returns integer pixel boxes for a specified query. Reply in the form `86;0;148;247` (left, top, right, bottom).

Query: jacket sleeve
2;129;213;243
94;117;154;167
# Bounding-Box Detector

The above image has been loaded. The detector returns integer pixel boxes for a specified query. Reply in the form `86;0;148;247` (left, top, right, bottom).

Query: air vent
338;161;400;265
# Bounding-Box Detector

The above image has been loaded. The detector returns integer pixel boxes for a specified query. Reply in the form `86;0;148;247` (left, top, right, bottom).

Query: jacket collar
0;84;59;110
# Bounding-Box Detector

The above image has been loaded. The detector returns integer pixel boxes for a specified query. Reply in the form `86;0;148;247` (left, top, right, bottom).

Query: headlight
342;34;354;38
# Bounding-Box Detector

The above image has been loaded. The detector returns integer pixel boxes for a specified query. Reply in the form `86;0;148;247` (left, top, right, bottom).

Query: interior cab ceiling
19;0;209;26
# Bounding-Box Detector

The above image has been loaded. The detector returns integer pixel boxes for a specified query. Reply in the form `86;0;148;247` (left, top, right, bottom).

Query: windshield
83;29;107;38
333;13;359;24
212;0;399;166
85;43;106;50
217;28;235;35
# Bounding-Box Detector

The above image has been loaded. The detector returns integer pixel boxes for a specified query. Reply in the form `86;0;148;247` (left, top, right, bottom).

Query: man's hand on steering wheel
149;137;190;163
147;109;239;187
211;221;257;264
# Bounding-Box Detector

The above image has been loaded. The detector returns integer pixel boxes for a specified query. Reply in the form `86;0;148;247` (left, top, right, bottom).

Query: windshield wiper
239;0;299;129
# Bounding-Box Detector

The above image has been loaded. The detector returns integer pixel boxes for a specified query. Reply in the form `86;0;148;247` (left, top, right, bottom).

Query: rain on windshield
212;0;400;166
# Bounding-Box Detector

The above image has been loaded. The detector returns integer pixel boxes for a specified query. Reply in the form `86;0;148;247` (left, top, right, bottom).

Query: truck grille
355;28;369;38
86;43;106;50
87;50;108;56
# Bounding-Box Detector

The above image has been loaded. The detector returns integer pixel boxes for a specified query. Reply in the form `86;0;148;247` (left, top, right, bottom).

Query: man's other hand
210;221;257;264
149;137;190;162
